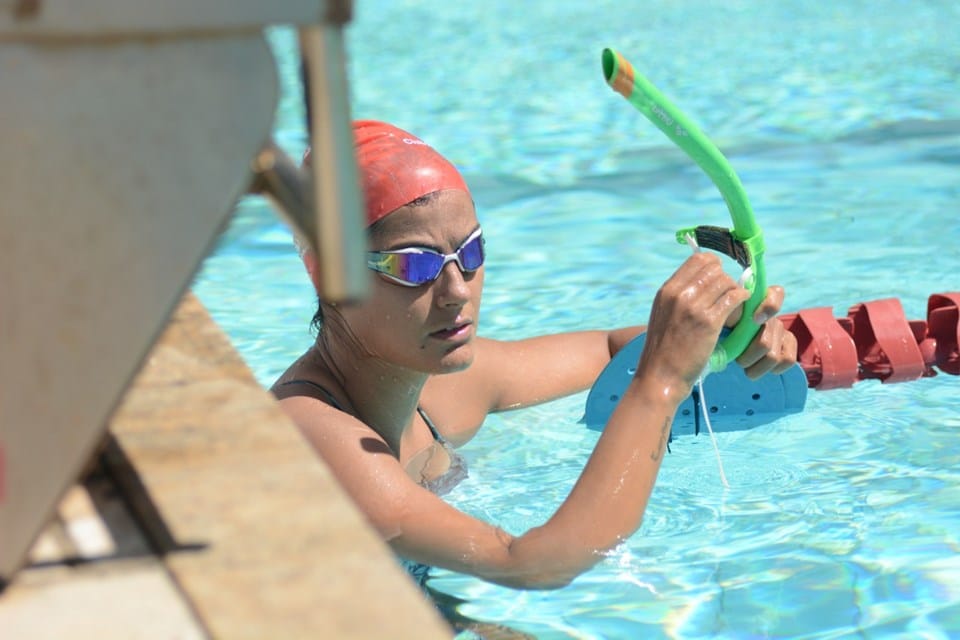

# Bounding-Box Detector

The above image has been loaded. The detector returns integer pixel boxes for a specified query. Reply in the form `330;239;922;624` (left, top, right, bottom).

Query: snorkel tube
589;49;960;438
602;48;766;372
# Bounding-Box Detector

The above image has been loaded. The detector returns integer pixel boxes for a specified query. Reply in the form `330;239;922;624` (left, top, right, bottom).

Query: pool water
193;2;960;637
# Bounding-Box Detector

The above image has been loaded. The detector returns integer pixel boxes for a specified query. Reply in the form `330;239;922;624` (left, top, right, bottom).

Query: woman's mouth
429;322;472;341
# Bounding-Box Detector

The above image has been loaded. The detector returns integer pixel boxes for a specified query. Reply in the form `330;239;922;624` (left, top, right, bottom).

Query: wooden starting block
1;2;447;636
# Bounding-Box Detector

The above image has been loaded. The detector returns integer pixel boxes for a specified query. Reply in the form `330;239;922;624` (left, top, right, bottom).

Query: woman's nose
434;261;474;306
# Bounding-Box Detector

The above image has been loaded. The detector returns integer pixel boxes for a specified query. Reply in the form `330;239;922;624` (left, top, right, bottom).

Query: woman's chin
433;345;475;375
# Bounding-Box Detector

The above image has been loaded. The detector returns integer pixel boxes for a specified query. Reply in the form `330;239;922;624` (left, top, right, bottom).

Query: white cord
683;233;731;489
697;376;730;488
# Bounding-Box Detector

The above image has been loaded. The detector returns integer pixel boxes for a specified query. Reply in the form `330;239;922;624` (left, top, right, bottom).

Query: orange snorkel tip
602;48;635;100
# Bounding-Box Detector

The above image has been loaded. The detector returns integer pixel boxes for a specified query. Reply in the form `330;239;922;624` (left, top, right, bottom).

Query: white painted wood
0;34;278;579
0;0;340;37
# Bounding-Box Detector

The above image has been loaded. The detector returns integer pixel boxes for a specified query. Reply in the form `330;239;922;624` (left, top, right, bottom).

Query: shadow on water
425;583;539;639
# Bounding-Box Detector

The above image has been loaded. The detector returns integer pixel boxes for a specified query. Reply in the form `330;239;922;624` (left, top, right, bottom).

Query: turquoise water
193;2;960;637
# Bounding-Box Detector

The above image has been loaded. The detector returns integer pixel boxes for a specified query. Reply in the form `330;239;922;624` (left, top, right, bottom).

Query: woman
273;120;797;590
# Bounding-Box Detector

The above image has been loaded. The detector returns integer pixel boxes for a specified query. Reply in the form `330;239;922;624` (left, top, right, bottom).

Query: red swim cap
303;120;470;227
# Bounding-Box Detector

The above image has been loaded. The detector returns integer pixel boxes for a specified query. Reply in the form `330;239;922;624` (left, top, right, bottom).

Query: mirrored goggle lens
368;231;485;286
457;233;485;271
383;253;444;284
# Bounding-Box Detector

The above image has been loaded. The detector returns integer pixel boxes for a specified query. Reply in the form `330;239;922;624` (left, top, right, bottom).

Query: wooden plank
104;292;451;639
0;469;205;638
0;559;207;639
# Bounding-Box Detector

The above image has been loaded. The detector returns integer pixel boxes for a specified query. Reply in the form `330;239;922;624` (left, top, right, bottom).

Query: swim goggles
366;227;485;287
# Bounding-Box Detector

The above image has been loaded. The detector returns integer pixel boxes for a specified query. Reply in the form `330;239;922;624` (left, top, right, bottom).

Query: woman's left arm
423;287;795;437
463;286;795;413
420;326;644;444
473;328;646;412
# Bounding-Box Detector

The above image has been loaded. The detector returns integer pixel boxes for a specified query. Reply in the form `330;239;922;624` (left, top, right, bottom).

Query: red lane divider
848;299;927;384
780;292;960;390
928;293;960;375
781;307;858;390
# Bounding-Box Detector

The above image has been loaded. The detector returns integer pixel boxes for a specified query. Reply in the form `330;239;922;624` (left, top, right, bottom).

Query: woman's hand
637;252;751;397
638;252;798;392
734;285;798;379
719;282;798;378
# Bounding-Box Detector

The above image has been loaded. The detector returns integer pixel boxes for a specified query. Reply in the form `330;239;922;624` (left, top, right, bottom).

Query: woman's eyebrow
374;226;481;253
373;238;442;253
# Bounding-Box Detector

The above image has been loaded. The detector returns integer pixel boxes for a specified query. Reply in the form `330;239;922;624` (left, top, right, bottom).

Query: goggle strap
677;225;751;269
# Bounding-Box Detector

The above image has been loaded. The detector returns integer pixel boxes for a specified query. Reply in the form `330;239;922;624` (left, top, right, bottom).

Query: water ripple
194;4;960;638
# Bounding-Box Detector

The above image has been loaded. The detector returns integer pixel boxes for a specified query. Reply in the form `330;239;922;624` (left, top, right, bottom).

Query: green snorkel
602;48;766;372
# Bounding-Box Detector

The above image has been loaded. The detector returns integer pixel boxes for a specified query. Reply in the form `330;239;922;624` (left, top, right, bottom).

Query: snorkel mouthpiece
602;48;766;372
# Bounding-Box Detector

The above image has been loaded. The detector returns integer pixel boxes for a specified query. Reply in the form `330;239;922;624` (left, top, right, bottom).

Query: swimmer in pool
272;120;797;590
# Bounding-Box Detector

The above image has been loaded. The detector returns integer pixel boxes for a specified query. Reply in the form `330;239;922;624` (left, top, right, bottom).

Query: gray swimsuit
277;379;468;586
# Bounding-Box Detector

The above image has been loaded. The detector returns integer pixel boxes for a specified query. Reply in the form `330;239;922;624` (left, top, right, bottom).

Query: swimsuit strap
276;379;344;410
416;406;444;443
280;378;465;588
279;379;443;444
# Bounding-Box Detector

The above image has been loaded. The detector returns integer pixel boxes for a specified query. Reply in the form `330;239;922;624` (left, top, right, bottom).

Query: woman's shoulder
277;388;395;467
419;337;512;444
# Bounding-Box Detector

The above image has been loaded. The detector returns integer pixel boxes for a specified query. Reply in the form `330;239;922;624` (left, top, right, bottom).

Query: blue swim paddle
584;332;808;435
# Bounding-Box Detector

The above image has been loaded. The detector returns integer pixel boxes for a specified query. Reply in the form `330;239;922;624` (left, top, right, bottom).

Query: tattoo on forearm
651;417;671;461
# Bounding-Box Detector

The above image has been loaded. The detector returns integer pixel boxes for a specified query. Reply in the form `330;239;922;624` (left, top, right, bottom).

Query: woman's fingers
724;285;785;328
735;317;799;379
650;256;797;382
642;253;751;388
667;253;749;319
752;285;785;325
733;284;796;379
